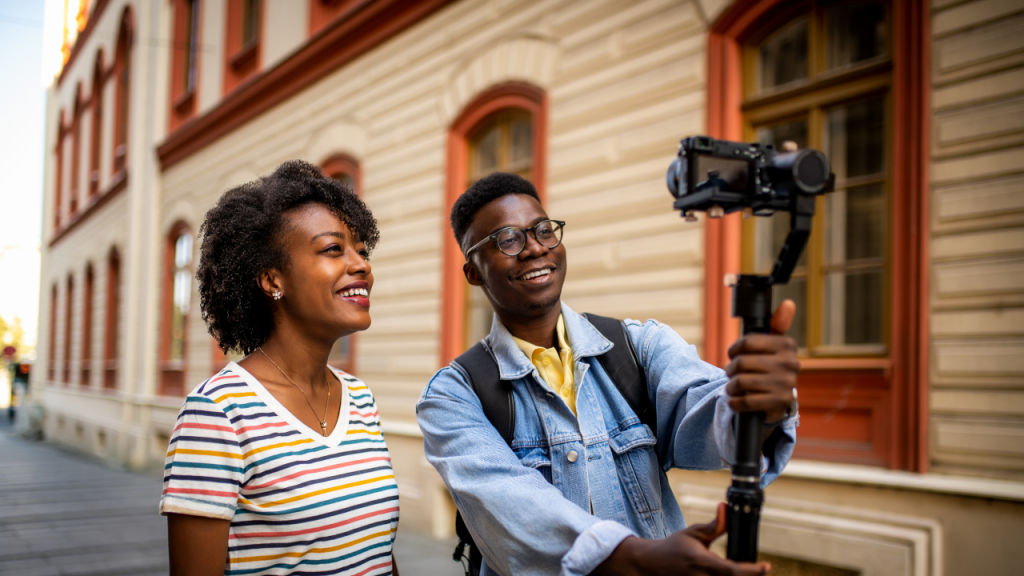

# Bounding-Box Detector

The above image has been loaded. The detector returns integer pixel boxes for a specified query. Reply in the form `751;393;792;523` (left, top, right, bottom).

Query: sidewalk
0;414;460;575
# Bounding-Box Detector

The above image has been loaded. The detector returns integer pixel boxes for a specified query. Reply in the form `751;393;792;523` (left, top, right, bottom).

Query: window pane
757;118;808;151
331;172;354;190
827;3;887;69
509;119;532;168
827;97;885;181
175;233;193;267
472;125;499;178
759;18;808;91
845;183;885;261
824;270;883;345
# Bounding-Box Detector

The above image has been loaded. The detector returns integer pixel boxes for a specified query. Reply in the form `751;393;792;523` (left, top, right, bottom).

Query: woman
160;161;400;576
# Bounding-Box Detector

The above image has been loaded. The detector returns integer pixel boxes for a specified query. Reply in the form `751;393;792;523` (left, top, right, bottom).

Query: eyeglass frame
463;219;566;259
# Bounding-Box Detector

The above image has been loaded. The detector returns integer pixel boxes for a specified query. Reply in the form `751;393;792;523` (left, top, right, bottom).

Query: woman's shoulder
182;364;255;410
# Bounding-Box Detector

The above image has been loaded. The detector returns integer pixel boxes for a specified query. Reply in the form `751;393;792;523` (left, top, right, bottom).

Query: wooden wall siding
929;0;1024;480
161;0;711;425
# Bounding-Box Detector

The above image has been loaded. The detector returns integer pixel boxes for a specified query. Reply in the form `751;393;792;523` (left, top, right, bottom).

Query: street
0;416;460;575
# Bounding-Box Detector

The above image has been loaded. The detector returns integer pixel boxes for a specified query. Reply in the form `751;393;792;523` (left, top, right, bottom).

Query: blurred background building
29;0;1024;573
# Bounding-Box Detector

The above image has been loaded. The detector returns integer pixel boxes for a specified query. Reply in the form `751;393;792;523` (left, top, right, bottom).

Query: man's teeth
522;269;551;280
340;288;369;297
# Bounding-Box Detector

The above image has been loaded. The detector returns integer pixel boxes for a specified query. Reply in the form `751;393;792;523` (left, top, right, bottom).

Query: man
417;173;799;576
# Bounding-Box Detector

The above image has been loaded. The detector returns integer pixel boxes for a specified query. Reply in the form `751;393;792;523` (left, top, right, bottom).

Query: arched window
112;8;132;174
70;84;84;216
81;264;94;386
169;0;200;129
321;153;361;375
104;248;120;389
49;284;58;381
54;110;66;229
64;274;74;384
707;0;927;470
162;225;193;395
440;82;547;365
89;51;104;198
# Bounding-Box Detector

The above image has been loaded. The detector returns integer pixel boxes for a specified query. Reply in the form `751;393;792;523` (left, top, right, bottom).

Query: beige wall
928;0;1024;480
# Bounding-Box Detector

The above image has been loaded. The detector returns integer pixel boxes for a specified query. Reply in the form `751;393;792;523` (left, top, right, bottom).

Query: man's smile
515;266;556;283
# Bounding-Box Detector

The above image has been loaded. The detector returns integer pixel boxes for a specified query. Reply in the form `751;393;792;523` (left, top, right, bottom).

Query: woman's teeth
340;288;369;297
522;269;551;280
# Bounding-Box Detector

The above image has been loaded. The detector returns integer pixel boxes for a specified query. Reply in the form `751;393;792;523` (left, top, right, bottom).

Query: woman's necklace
258;347;331;436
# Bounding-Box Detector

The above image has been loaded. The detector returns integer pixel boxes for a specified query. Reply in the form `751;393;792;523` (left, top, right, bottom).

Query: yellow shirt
512;315;577;415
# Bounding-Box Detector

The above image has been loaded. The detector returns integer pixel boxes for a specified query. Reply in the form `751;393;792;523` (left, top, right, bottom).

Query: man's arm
417;366;632;576
627;302;799;485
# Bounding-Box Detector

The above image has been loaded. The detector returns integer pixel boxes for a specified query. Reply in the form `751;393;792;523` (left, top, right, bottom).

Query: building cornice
157;0;456;170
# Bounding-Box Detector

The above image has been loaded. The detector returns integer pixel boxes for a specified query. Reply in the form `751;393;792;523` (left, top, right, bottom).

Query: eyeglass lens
495;220;563;256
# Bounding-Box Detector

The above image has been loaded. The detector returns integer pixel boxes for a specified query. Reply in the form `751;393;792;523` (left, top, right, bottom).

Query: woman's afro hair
196;160;379;355
450;172;540;251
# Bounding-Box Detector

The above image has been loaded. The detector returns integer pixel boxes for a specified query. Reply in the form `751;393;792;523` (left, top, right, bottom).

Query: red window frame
81;264;94;386
64;275;74;385
104;247;120;389
70;84;84;217
54;110;66;229
704;0;929;471
224;0;262;95
89;51;104;198
161;222;193;396
112;7;132;175
169;0;201;131
49;284;58;381
439;82;547;366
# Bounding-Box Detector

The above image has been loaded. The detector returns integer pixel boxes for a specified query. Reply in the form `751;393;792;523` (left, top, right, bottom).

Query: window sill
230;42;258;72
798;357;891;371
50;170;128;247
173;90;196;116
782;459;1024;502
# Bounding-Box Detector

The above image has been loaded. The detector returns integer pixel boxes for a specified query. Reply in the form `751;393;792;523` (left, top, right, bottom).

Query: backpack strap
452;341;514;446
583;313;657;440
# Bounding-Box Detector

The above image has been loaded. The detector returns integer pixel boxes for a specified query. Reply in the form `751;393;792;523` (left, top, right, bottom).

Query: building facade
32;0;1024;573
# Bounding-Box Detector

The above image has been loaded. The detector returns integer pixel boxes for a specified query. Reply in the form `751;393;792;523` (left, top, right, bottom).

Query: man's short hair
450;172;540;250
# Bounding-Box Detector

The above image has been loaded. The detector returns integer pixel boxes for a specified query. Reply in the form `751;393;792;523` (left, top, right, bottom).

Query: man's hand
724;299;799;424
592;503;771;575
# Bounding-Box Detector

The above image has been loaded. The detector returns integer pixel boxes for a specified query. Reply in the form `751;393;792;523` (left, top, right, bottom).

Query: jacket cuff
560;520;635;576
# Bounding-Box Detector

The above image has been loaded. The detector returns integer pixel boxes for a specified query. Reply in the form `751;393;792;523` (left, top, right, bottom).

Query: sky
0;0;62;349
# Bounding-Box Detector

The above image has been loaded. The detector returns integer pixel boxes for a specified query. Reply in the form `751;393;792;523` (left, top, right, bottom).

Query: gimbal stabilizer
666;136;834;561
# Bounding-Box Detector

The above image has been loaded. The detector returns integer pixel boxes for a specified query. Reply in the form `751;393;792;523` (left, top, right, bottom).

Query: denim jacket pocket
608;425;662;516
515;446;553;485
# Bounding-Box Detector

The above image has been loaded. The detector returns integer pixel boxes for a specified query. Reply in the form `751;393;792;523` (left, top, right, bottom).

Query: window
104;248;120;389
89;52;104;198
224;0;261;94
49;285;58;380
169;0;200;129
440;83;547;365
707;0;927;470
162;225;193;395
321;154;361;375
465;109;534;346
64;275;74;384
54;111;66;229
112;8;132;174
81;264;94;386
70;84;84;216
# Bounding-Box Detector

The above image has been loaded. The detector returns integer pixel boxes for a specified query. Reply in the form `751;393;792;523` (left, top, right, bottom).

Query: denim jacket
416;303;797;576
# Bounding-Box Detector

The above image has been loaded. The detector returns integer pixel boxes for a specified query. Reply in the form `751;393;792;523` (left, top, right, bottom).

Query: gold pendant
320;422;327;436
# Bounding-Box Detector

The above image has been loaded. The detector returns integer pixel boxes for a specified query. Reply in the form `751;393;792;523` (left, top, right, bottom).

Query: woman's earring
272;291;282;301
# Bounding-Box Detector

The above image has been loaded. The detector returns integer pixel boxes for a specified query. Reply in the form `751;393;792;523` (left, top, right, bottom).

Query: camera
666;136;832;221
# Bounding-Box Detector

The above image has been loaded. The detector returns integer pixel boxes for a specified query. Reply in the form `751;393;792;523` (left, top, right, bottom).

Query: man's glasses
464;219;566;258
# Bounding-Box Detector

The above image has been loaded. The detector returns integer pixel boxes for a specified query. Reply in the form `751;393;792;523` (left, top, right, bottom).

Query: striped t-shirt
160;362;399;576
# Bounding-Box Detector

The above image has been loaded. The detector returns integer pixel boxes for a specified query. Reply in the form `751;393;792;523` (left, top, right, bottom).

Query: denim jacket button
567;450;579;463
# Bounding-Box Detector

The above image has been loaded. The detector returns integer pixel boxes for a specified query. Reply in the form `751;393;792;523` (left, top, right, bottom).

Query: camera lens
793;150;828;192
666;156;685;198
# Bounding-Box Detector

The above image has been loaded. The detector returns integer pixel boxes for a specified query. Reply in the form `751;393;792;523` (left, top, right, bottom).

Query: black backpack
449;313;657;576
